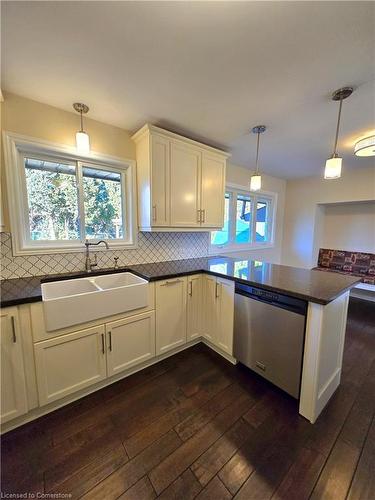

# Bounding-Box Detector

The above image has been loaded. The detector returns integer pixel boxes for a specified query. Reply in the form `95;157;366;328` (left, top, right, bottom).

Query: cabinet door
170;141;201;227
200;152;226;227
106;311;155;377
202;275;218;344
1;308;28;423
151;134;170;226
156;278;187;354
216;278;235;355
187;275;202;341
34;326;107;406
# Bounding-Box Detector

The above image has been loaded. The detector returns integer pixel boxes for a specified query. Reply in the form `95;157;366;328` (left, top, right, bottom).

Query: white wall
321;202;375;253
282;166;375;268
223;163;286;264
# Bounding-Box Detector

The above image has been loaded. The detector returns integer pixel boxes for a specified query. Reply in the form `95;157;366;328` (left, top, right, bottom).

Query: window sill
208;243;275;255
11;240;138;256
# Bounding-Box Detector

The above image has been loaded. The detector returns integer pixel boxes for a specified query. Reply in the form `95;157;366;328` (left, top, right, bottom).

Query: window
210;187;275;252
4;133;136;255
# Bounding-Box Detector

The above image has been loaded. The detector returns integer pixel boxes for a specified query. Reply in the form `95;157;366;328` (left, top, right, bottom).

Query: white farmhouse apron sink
42;273;148;331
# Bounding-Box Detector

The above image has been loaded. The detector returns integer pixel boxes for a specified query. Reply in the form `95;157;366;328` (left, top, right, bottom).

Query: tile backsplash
0;232;210;279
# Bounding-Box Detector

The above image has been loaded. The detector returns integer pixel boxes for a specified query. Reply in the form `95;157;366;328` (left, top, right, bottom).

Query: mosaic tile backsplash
0;232;210;279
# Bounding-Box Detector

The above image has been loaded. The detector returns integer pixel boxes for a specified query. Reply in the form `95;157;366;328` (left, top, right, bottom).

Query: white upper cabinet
151;134;170;226
132;124;229;231
201;152;226;227
1;308;28;423
170;142;201;227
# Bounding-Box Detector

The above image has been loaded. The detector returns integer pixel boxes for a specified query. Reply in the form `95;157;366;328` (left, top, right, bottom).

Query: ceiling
2;1;374;179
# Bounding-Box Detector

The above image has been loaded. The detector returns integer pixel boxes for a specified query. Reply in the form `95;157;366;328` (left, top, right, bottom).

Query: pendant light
324;87;353;179
250;125;266;191
73;102;90;153
354;135;375;157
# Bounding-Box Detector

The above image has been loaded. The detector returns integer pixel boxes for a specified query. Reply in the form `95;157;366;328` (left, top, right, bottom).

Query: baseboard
201;338;237;364
315;368;341;422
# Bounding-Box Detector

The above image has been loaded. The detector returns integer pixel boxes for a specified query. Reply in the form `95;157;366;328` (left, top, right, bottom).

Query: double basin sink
42;272;148;331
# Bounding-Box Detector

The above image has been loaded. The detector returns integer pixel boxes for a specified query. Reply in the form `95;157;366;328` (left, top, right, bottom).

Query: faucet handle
93;253;98;266
114;256;119;269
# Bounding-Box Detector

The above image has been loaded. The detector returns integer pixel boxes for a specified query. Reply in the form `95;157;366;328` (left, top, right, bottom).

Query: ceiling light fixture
354;135;375;157
324;87;353;180
73;102;90;154
250;125;266;192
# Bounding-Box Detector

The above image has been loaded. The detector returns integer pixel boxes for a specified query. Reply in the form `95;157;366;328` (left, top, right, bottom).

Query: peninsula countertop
0;256;360;308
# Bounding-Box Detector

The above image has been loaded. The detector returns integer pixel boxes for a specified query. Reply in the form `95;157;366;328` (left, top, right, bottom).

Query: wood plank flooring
1;297;374;499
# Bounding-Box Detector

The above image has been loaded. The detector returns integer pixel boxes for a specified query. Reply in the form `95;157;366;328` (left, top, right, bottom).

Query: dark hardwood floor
1;298;374;499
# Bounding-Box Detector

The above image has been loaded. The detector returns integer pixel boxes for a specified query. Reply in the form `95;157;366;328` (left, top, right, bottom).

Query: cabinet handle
189;281;193;296
152;205;157;221
197;209;201;223
215;282;220;298
101;333;105;354
161;279;182;286
10;316;16;343
108;331;112;351
202;209;206;223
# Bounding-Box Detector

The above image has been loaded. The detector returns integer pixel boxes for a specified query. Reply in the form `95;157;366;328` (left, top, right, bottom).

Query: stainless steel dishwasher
233;282;307;398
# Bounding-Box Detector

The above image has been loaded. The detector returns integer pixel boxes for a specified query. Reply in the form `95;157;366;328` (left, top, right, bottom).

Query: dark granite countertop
0;256;360;308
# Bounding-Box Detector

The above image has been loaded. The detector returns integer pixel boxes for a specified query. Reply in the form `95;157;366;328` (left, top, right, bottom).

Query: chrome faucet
84;239;109;272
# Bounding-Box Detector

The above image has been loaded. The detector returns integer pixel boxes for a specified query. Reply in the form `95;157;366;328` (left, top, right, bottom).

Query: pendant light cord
80;110;84;132
255;131;261;174
333;97;343;157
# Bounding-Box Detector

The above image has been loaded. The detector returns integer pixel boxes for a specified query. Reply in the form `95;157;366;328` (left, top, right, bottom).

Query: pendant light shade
250;174;262;191
354;135;375;157
250;125;266;192
324;87;353;180
73;103;90;153
324;156;342;179
75;131;90;154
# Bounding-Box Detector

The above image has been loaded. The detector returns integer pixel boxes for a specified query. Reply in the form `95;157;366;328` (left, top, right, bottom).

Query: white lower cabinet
1;272;235;428
156;277;187;354
202;275;234;355
216;277;235;355
202;275;218;344
34;325;107;406
187;274;202;341
106;311;155;377
1;308;28;423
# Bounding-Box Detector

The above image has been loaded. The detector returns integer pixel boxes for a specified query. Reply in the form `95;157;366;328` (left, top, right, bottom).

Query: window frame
209;182;277;254
3;131;137;255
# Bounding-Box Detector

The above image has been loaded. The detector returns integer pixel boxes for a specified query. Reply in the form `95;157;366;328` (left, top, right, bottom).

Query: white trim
201;338;237;364
131;123;231;159
209;183;277;255
3;131;138;255
299;292;349;423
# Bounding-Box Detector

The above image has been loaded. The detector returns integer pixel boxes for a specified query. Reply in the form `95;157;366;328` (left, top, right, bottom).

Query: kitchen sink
42;278;99;300
94;272;143;290
42;272;148;331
